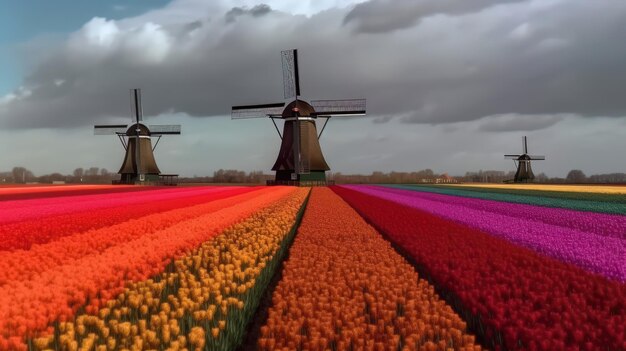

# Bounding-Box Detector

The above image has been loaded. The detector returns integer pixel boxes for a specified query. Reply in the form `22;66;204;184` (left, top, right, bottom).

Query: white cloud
122;22;172;64
0;87;31;106
510;22;532;40
79;17;120;47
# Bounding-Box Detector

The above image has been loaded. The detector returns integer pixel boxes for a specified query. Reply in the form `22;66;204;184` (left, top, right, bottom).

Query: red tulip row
0;186;255;251
0;186;296;347
332;186;626;351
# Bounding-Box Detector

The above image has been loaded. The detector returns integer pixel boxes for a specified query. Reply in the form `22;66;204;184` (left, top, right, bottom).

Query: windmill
94;89;181;184
231;49;366;186
504;136;545;183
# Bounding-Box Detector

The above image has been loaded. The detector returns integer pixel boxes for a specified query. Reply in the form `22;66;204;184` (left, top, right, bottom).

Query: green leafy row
384;184;626;215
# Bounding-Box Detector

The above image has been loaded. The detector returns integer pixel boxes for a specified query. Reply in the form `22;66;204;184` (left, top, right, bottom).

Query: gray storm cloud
225;4;272;23
476;114;567;132
1;0;626;132
343;0;525;34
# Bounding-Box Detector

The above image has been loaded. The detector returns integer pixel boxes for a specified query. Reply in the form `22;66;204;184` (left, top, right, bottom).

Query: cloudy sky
1;0;625;177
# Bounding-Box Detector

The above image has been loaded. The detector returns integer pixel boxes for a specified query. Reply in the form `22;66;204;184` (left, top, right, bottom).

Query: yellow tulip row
449;183;626;194
30;187;310;351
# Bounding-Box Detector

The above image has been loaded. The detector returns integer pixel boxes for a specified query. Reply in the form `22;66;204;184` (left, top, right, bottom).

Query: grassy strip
440;184;626;203
233;190;310;350
386;184;626;215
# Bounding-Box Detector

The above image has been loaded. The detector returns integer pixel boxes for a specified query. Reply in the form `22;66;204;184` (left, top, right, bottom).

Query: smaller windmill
504;136;545;183
94;89;181;184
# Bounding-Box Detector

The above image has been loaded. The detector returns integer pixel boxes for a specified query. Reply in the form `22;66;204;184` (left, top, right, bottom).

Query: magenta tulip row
344;185;626;282
0;186;239;224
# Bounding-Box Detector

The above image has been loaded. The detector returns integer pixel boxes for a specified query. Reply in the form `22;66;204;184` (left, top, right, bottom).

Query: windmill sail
131;89;143;123
231;103;285;119
149;125;181;135
310;99;366;116
523;136;528;154
281;49;300;99
94;125;128;135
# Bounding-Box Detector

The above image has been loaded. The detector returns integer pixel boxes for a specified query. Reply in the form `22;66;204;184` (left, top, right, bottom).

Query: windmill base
268;171;332;187
116;173;178;186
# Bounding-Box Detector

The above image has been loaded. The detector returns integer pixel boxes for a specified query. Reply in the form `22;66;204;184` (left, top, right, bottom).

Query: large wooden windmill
505;136;545;183
94;89;181;184
231;49;366;186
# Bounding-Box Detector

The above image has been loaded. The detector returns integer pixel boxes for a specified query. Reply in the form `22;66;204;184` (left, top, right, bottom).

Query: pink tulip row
0;187;255;251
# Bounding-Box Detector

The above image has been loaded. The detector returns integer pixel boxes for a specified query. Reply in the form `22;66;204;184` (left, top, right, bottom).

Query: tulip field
333;185;625;350
0;183;623;350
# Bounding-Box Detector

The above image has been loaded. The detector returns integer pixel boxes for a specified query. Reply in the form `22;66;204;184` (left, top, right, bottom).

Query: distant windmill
94;89;181;184
504;136;545;183
231;49;366;185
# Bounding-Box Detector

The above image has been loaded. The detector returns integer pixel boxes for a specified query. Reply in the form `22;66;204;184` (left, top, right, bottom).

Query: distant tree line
329;169;452;184
1;166;626;184
179;169;273;184
0;167;119;184
461;169;626;184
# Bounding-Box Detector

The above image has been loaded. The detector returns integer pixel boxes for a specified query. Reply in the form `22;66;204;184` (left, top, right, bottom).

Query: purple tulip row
377;186;626;239
343;185;626;282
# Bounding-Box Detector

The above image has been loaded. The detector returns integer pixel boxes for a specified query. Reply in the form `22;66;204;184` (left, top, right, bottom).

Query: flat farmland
0;184;622;350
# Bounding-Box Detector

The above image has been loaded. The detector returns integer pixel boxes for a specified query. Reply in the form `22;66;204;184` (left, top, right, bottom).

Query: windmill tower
505;136;545;183
94;89;181;184
231;49;366;186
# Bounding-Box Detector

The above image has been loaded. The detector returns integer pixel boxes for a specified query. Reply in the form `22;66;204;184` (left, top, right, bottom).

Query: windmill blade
310;99;366;116
94;124;128;135
131;89;143;123
522;136;528;154
529;155;545;160
149;124;181;135
504;154;521;159
281;49;300;99
231;103;285;119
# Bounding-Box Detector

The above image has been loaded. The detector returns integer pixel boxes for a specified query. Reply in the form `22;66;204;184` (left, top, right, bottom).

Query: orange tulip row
0;187;268;285
0;187;296;349
259;188;480;351
28;188;309;351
